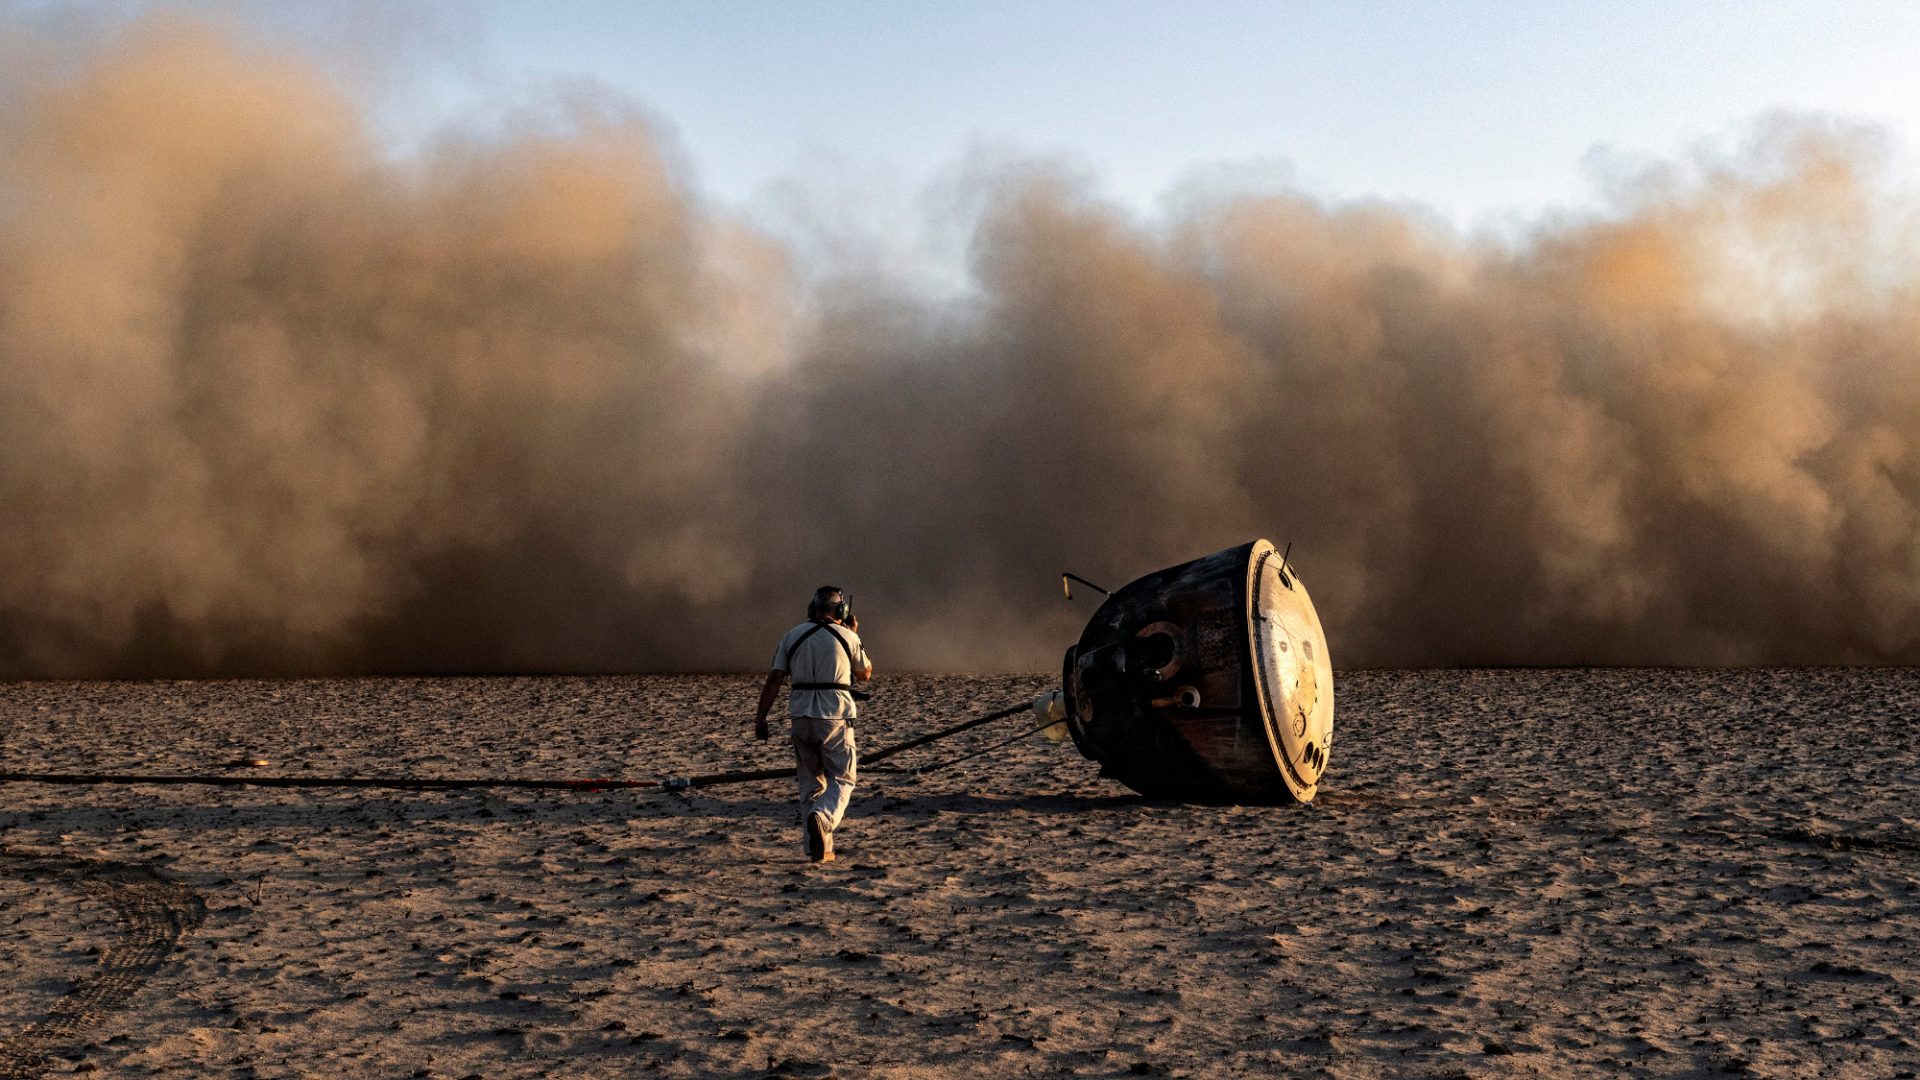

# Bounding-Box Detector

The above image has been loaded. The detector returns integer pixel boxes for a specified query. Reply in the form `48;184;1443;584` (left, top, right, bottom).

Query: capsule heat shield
1062;539;1333;804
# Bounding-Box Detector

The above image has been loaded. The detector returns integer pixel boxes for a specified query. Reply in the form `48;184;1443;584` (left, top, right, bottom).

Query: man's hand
846;614;859;633
755;669;786;743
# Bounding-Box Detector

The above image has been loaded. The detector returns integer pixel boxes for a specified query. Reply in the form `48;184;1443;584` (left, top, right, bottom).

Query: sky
8;0;1920;676
411;0;1920;231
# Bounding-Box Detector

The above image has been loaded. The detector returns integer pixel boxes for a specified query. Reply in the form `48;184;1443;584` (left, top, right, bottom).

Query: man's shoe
805;811;834;863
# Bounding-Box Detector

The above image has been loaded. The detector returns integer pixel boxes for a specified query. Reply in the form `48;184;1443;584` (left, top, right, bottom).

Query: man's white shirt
773;622;872;719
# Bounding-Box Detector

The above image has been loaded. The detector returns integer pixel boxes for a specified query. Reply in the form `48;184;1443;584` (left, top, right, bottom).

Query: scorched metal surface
1062;539;1333;803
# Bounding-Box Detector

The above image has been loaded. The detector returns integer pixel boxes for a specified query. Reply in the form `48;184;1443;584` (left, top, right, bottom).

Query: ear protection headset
809;586;852;623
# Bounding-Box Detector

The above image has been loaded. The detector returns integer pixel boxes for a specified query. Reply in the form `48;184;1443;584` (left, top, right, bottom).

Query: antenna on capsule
1061;573;1111;602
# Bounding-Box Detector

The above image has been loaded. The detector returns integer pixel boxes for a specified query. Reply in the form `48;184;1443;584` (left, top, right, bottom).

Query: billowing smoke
4;12;1920;677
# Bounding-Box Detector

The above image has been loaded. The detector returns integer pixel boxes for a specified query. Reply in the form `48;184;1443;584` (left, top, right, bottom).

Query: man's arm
754;669;787;740
847;617;874;681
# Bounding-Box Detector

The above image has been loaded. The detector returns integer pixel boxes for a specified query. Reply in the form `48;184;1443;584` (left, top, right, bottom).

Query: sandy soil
1;669;1917;1079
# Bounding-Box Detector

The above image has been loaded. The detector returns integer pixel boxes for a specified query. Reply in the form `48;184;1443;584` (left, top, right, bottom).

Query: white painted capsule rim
1244;539;1332;803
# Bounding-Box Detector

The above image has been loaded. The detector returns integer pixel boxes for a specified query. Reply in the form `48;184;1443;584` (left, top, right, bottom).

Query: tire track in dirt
0;851;205;1079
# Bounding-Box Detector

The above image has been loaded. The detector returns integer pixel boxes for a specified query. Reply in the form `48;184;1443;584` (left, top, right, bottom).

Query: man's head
808;586;851;623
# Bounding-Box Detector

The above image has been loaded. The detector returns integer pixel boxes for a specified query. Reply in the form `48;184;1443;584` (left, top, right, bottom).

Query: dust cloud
4;12;1920;676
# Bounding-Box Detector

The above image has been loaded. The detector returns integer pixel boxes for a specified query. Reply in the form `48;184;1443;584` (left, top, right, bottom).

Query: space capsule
1057;539;1333;804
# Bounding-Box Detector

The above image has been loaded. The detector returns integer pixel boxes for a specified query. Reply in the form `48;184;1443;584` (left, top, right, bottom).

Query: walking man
754;586;874;863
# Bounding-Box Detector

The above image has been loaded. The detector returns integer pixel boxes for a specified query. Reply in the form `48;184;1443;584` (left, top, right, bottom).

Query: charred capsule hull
1062;539;1333;804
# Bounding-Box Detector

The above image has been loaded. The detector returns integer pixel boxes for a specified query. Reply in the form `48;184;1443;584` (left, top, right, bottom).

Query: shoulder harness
784;621;870;700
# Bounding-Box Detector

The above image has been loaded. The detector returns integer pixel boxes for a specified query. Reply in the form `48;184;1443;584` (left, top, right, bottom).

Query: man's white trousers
791;715;857;833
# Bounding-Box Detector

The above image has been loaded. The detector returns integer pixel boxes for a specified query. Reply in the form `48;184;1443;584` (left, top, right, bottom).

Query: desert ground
1;669;1916;1079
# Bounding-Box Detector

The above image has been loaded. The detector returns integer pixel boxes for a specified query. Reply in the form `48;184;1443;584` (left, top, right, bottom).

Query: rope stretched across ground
0;699;1045;795
0;851;206;1080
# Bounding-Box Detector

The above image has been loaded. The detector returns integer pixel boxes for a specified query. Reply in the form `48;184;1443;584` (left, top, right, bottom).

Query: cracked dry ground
2;669;1917;1078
